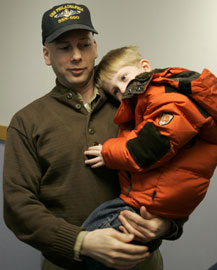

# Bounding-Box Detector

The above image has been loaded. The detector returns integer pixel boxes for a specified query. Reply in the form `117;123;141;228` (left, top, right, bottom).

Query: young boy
83;46;217;267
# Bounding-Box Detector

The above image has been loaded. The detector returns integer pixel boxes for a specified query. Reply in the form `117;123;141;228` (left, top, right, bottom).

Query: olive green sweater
3;81;120;269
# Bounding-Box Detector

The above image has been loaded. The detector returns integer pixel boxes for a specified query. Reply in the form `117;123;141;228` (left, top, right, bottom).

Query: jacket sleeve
3;121;83;268
102;92;209;172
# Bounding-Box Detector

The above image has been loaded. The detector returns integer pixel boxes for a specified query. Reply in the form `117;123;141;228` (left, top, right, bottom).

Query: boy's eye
113;88;119;96
121;75;127;81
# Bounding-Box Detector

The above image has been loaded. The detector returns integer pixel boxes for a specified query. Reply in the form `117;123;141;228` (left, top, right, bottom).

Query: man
3;3;185;270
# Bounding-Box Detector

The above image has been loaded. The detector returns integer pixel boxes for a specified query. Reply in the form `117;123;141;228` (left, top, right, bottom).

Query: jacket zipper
125;171;132;196
125;184;132;196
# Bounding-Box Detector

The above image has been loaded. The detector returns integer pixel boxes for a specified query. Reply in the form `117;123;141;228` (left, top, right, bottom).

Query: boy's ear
140;59;152;72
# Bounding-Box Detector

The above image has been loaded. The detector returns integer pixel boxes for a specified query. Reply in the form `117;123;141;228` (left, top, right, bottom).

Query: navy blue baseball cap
42;3;98;44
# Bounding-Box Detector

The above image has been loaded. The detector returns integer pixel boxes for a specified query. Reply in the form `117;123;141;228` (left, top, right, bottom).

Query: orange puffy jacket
102;67;217;218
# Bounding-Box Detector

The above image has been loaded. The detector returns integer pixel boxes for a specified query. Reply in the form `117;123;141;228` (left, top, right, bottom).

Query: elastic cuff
73;231;89;261
163;217;188;240
163;219;179;240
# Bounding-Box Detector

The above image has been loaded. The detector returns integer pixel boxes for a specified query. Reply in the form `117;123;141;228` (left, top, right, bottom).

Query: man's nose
70;48;81;61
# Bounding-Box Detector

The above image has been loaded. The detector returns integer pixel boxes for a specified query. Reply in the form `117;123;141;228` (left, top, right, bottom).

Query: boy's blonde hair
95;45;142;89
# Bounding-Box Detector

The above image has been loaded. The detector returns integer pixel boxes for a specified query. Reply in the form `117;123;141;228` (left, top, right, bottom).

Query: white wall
161;170;217;270
1;0;217;269
1;0;217;125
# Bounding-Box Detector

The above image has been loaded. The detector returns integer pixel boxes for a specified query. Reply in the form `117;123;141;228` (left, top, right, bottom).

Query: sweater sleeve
3;123;83;268
102;92;211;172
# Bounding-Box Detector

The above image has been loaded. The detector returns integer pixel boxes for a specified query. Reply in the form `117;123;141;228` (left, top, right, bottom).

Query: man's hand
80;228;150;269
84;144;105;168
118;206;171;243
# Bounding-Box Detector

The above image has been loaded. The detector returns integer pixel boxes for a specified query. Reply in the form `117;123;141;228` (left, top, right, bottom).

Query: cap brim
46;24;98;43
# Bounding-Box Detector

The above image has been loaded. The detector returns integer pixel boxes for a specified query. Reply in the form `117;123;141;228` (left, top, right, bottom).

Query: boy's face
103;63;149;102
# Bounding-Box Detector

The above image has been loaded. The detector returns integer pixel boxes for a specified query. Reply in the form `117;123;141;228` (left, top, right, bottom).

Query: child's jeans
82;197;140;270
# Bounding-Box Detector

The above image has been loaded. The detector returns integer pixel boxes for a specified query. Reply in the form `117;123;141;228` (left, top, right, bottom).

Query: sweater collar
48;79;110;112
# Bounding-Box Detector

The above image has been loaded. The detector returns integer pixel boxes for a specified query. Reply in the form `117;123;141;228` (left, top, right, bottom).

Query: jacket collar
123;68;168;99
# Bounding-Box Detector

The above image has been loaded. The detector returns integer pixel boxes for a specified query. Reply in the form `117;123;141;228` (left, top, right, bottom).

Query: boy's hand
84;144;105;168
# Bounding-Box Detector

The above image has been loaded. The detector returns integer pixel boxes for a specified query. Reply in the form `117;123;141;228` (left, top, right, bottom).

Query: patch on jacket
159;113;174;126
126;122;170;168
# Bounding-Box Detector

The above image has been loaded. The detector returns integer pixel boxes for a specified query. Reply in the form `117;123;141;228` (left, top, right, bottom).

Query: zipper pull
152;190;157;200
125;184;132;196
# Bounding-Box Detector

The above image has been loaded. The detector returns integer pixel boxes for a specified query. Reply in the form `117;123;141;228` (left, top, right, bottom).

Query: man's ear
140;59;152;72
93;39;98;60
43;45;51;66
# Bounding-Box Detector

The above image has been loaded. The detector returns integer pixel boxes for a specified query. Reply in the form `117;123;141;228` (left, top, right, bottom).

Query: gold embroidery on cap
49;5;83;18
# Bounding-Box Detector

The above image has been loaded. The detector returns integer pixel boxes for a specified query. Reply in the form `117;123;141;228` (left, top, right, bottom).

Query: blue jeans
82;197;140;270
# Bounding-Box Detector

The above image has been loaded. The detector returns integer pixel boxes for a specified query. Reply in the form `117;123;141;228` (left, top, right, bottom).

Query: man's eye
79;42;91;49
58;46;69;50
84;43;91;47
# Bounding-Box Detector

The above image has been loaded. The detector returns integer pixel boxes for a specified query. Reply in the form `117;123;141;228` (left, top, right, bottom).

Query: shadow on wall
208;263;217;270
0;141;41;270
